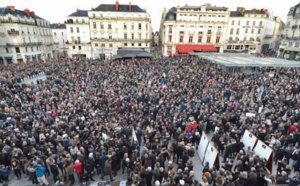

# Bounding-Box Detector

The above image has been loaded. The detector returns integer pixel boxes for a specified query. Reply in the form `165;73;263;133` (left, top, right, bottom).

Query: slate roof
230;10;268;17
50;23;66;29
94;4;144;12
0;7;46;20
68;10;88;17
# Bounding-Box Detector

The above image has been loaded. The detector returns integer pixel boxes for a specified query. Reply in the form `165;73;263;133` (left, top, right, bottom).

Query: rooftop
94;4;144;12
179;4;228;11
50;23;66;29
192;53;300;68
0;6;46;20
230;9;268;17
68;10;88;17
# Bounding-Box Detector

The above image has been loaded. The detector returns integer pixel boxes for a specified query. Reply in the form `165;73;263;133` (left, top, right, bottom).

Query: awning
168;35;172;38
177;44;217;53
194;45;217;52
198;36;203;38
112;54;122;59
180;36;184;39
176;45;194;53
4;56;12;60
207;36;211;39
216;36;220;39
123;53;136;58
168;52;172;57
136;52;154;58
189;36;193;39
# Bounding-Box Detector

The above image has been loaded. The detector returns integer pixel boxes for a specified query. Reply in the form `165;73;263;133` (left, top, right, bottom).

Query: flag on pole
131;128;138;144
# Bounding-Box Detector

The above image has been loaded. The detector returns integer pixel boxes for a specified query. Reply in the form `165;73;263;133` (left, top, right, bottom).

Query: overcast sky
0;0;299;31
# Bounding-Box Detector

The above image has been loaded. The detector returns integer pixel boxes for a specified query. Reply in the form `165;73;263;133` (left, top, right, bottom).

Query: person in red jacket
74;160;83;182
289;123;298;134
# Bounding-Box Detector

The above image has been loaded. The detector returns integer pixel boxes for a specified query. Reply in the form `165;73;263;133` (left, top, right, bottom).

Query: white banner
242;129;258;151
198;132;209;164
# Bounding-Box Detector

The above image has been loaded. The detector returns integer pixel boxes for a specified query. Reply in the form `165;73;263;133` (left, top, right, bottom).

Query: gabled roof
50;23;66;29
94;4;144;12
68;10;88;17
0;7;46;20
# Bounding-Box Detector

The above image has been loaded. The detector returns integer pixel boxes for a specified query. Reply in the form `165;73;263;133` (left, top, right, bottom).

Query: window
231;20;235;25
100;24;104;29
246;21;249;26
82;19;85;23
124;34;127;39
109;36;112;39
167;46;172;52
131;24;134;30
92;14;95;18
238;20;240;26
206;37;211;43
253;21;256;26
236;28;240;35
62;32;64;36
179;38;183;42
76;27;80;33
198;38;202;43
70;27;74;33
73;46;76;49
78;46;82;50
131;43;134;47
8;17;12;22
131;33;134;39
198;31;203;34
168;25;172;33
108;24;112;29
138;23;142;30
5;48;9;53
243;37;247;41
168;36;172;42
54;32;56;36
95;43;98;47
180;31;185;34
258;29;261;34
207;30;212;34
77;37;81;43
251;29;254;34
295;42;300;47
109;43;113;47
124;24;127;29
93;22;96;29
146;33;148;39
101;43;105;47
245;29;248;34
139;33;141;39
76;19;78;23
189;37;193;43
138;43;141;46
124;43;128;46
230;28;233;35
15;47;20;53
146;23;148;30
31;47;33;52
259;21;262;26
216;38;220;43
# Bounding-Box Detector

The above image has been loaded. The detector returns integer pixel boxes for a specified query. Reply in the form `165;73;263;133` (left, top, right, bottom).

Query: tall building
65;9;92;59
224;8;279;54
0;6;54;63
160;4;230;57
88;1;152;59
279;3;300;60
50;23;68;58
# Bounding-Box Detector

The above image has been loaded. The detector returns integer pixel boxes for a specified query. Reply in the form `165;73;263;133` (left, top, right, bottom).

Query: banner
242;129;258;151
253;140;274;173
203;142;220;169
198;132;209;164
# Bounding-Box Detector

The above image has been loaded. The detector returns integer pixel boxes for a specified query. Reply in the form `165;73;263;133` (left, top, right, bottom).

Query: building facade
279;3;300;60
88;1;152;60
0;6;54;63
224;8;279;54
65;10;92;59
160;4;229;57
50;23;68;58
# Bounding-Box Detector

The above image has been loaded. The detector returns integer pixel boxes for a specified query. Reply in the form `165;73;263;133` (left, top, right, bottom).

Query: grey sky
0;0;299;31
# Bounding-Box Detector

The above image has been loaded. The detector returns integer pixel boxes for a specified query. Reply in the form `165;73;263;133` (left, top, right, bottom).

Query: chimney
129;1;132;11
7;6;15;11
76;8;80;12
24;9;31;16
115;1;119;11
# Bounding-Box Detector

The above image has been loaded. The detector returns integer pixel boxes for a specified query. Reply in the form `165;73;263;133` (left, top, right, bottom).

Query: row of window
54;32;64;36
168;37;220;44
92;22;147;30
72;43;147;50
124;33;148;39
230;28;261;35
231;20;263;26
5;17;50;27
226;45;256;50
4;46;41;54
9;27;51;36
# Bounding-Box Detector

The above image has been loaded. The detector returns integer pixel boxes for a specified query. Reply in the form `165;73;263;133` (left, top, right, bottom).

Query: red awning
189;36;193;39
168;35;172;38
180;35;184;39
168;52;172;57
207;36;211;38
176;44;217;53
216;36;220;39
198;35;203;38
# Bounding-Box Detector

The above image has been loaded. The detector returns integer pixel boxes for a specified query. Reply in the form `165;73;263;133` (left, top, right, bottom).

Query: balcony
1;19;36;26
264;34;273;39
66;40;91;45
7;30;19;35
91;38;151;43
216;32;222;36
292;25;298;29
88;16;149;22
23;42;43;46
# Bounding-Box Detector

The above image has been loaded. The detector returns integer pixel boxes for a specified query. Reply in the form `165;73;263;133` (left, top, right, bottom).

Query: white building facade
0;6;54;63
224;8;278;54
65;10;92;59
50;23;68;58
160;4;230;57
279;3;300;60
88;1;152;60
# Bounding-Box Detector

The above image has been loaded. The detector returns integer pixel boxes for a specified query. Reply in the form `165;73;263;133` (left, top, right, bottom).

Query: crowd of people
0;56;299;186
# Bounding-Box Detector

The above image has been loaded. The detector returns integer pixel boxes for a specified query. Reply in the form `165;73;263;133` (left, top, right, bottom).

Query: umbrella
136;52;154;58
